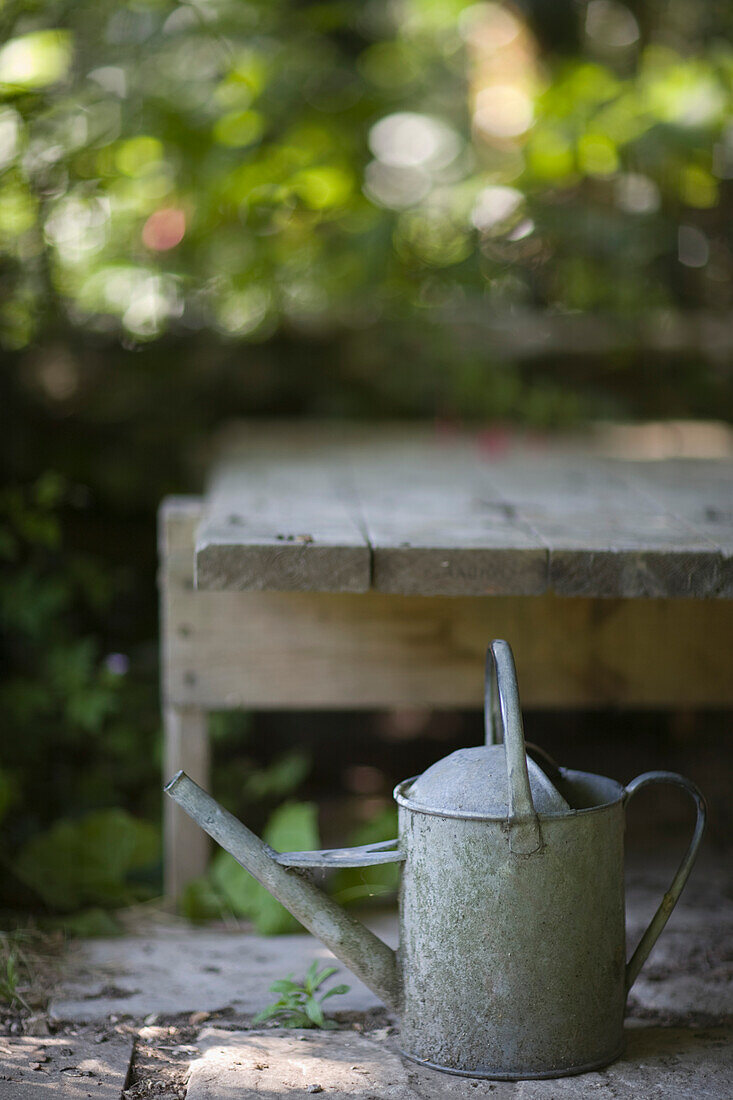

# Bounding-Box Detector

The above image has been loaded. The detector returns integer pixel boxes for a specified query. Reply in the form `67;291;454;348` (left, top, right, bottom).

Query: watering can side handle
485;640;542;855
275;839;405;868
623;771;707;993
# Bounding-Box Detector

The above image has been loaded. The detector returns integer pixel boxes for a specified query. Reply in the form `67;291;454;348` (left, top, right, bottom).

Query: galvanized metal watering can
165;639;706;1080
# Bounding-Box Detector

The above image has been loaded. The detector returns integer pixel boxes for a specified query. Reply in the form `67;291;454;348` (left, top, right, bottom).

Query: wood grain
195;427;370;592
160;498;733;708
192;424;733;599
347;431;547;595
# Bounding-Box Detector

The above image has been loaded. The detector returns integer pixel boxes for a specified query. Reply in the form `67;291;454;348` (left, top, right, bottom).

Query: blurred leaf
242;751;311;801
332;805;401;905
309;965;337;991
180;876;226;923
13;809;159;911
0;768;18;826
269;978;298;993
0;572;69;636
53;907;122;937
305;996;324;1026
213;109;265;148
321;983;350;1000
209;800;319;933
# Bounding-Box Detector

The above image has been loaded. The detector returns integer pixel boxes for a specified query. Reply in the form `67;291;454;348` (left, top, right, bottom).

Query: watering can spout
164;771;402;1012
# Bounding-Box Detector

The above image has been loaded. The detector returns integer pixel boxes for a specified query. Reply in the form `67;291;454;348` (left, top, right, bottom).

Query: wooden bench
159;422;733;896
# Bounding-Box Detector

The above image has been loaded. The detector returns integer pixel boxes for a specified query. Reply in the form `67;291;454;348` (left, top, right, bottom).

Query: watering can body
396;771;627;1077
165;639;706;1080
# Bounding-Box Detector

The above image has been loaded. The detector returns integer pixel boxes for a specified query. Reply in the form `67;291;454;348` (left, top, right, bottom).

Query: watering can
165;639;706;1080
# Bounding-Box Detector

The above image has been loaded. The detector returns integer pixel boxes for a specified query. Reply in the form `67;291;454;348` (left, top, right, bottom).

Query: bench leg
163;704;210;899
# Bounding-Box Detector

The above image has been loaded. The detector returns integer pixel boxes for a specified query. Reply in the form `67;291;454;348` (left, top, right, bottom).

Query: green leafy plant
0;476;163;919
0;929;59;1010
253;962;350;1029
181;800;319;933
13;809;159;912
332;805;401;907
0;946;28;1010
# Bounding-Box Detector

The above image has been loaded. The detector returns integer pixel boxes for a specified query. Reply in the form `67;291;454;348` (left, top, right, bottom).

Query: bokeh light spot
471;185;523;233
577;133;618;177
679;165;718;209
115;136;164;176
678;225;709;268
615;173;660;214
213;110;264;149
585;2;640;50
0;31;72;91
142;208;186;251
474;85;534;140
369;112;461;170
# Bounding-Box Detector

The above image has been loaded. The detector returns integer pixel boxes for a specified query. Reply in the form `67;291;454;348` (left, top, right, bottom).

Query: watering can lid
405;744;570;817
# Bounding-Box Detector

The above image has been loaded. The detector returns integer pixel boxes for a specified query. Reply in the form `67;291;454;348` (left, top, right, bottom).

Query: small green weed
0;932;37;1010
253;962;350;1029
0;928;64;1012
0;947;28;1010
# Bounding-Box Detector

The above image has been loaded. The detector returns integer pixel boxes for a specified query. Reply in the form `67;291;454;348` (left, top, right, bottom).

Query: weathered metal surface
405;747;570;817
276;838;404;868
623;770;707;990
397;785;626;1077
164;638;706;1080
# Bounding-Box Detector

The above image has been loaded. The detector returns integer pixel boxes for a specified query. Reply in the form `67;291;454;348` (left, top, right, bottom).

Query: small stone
25;1015;50;1036
143;1013;159;1025
189;1011;210;1026
138;1026;167;1042
307;1085;323;1094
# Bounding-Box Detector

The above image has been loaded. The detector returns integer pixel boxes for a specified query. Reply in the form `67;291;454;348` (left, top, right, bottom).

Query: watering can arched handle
484;640;542;855
623;771;706;992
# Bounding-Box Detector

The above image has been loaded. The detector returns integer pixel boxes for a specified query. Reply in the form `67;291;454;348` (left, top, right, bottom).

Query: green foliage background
1;0;731;924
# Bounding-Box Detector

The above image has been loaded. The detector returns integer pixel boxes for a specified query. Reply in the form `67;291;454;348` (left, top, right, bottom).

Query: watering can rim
394;766;626;823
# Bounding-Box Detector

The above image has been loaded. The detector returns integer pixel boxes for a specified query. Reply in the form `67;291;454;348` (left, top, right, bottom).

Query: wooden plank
162;584;733;709
159;498;211;896
195;426;370;592
163;705;210;898
193;424;733;598
477;456;727;598
629;460;733;597
345;430;547;596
